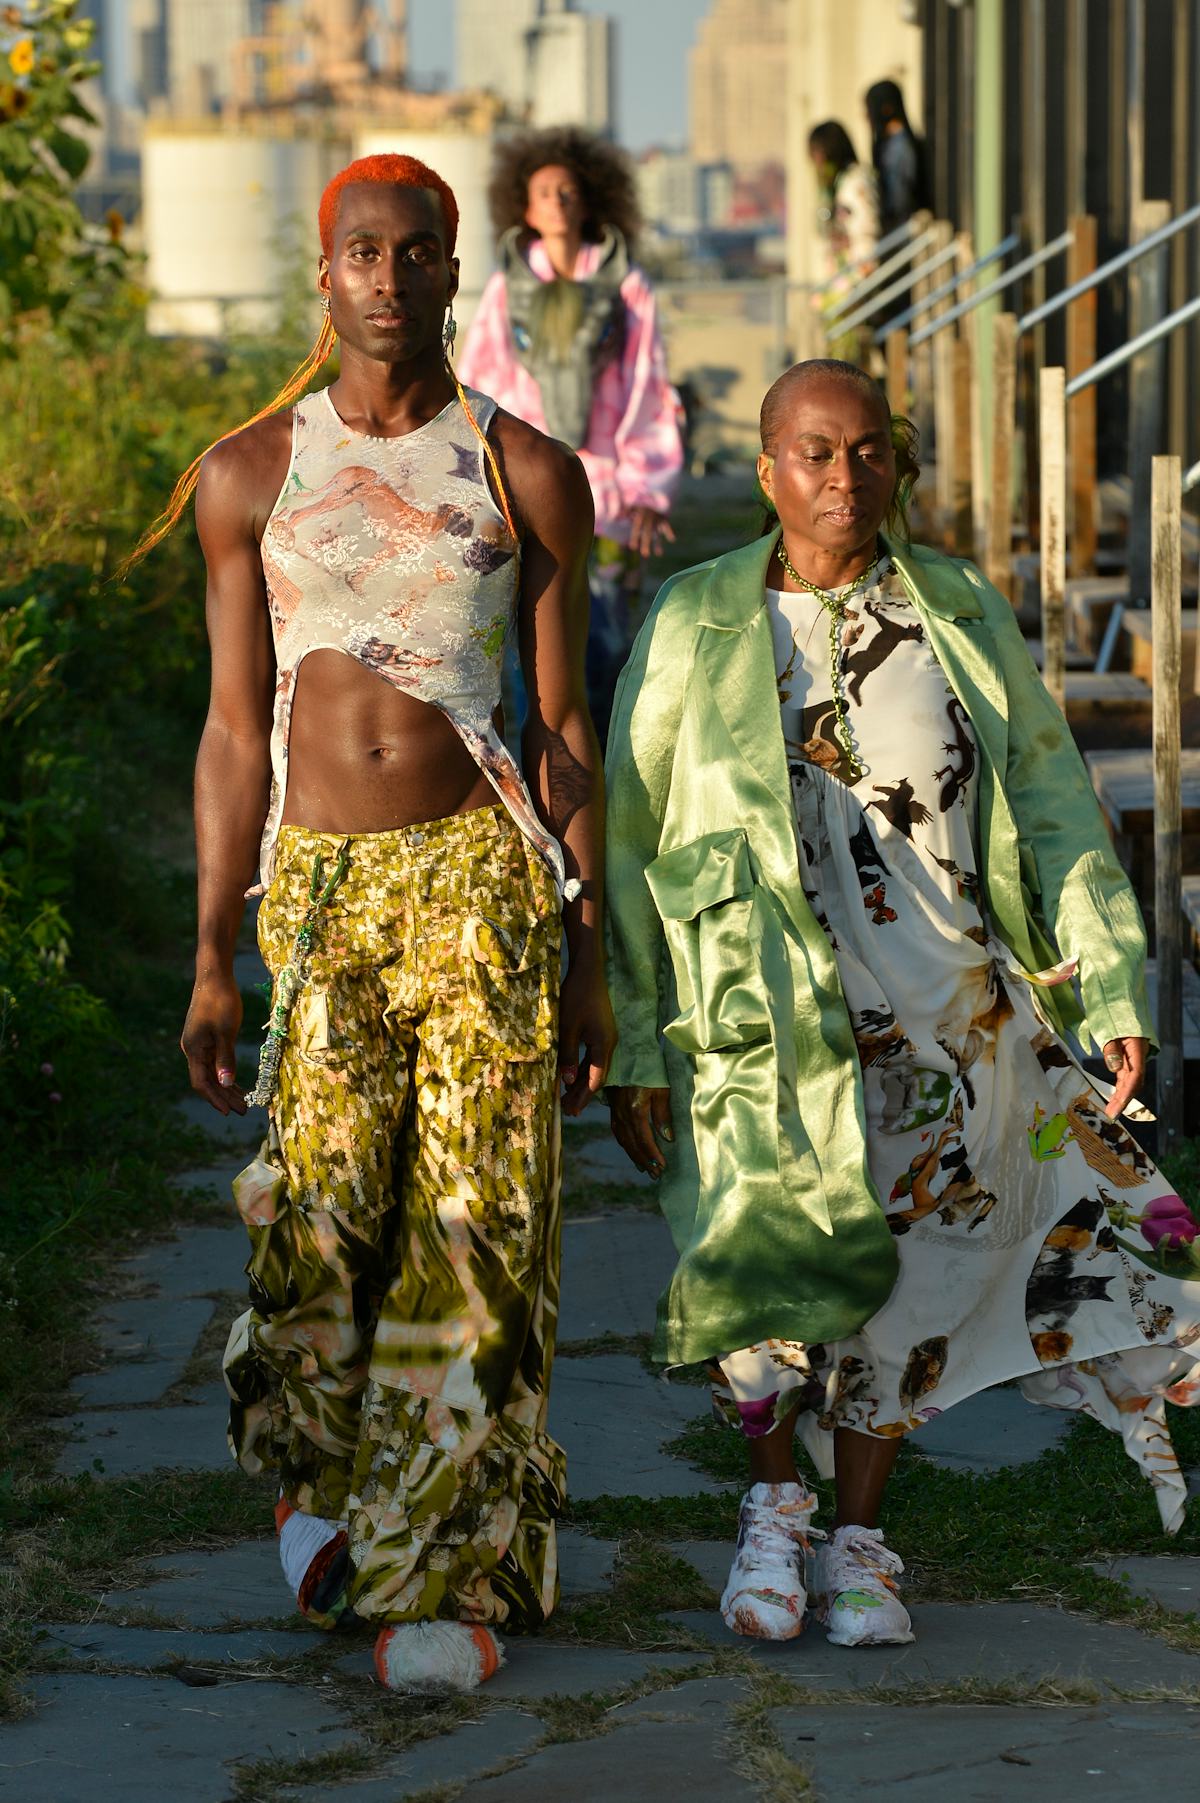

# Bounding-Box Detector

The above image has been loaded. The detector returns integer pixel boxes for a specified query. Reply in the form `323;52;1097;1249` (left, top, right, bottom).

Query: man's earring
442;307;457;356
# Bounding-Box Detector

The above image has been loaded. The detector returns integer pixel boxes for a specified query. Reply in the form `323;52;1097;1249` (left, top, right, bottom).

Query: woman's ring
1104;1049;1124;1072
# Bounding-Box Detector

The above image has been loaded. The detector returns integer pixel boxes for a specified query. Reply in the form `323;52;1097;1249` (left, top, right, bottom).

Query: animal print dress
712;560;1200;1530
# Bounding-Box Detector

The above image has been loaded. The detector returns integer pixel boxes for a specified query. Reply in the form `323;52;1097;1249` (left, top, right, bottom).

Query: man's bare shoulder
197;410;294;534
488;407;590;511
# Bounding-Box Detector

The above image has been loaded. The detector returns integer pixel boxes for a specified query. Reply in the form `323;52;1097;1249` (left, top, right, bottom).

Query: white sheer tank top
254;384;565;893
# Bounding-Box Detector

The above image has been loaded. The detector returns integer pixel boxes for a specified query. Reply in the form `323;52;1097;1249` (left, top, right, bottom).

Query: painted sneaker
814;1523;915;1647
719;1480;819;1641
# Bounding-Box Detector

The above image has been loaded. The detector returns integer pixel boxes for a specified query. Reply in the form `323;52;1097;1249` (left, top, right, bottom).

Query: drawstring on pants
247;841;350;1108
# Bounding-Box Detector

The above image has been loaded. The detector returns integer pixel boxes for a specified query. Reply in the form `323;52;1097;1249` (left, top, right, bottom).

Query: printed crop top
255;384;566;894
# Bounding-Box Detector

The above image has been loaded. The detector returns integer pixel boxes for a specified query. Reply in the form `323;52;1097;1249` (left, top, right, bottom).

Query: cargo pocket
462;909;557;1060
646;828;773;1055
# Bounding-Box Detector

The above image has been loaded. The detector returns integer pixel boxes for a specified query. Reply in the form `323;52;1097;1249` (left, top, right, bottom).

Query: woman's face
525;164;585;240
757;376;895;560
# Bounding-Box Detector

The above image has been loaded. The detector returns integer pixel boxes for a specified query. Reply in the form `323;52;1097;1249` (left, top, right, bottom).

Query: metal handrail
1183;458;1200;494
832;235;962;338
824;223;939;323
818;217;921;316
1018;199;1200;336
908;229;1074;347
872;232;1020;341
1065;290;1200;395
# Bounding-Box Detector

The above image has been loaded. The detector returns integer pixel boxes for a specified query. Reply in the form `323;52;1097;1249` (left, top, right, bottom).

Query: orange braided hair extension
119;311;339;575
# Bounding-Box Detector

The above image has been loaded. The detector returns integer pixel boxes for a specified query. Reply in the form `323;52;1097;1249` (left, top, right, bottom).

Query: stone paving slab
335;1641;700;1699
666;1601;1200;1689
608;1673;751;1719
667;1540;728;1594
769;1703;1200;1799
282;1712;544;1802
42;1623;309;1668
558;1214;676;1343
57;1398;232;1478
168;1160;246;1201
173;1093;266;1151
119;1222;247;1303
466;1714;759;1801
0;1673;355;1803
106;1541;299;1629
547;1356;719;1499
1089;1555;1200;1614
566;1132;654;1191
556;1529;619;1598
913;1385;1069;1473
73;1298;215;1408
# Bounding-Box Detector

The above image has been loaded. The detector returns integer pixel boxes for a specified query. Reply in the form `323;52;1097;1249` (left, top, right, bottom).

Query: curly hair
487;127;641;245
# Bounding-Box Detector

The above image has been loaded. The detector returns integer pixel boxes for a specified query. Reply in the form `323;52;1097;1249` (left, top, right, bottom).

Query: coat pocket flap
646;828;754;921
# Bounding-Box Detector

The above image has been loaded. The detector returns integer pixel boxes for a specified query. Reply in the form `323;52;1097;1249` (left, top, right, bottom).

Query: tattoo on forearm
544;728;591;833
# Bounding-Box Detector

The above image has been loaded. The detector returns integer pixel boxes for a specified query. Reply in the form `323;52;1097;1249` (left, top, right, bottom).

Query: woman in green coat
603;359;1200;1651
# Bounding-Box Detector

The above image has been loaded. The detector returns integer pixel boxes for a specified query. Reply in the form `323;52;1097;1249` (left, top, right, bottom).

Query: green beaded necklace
776;536;880;780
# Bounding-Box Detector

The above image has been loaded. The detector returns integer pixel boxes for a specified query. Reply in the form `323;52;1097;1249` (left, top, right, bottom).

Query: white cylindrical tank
143;129;349;336
350;127;497;333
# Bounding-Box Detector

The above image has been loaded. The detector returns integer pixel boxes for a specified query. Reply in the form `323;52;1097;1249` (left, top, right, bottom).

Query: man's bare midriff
280;647;500;833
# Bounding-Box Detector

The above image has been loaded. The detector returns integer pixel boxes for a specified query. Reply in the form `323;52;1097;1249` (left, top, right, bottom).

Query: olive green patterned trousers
223;806;565;1629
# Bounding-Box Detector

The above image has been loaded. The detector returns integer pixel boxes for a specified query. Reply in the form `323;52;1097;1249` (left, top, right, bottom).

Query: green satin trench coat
604;529;1155;1368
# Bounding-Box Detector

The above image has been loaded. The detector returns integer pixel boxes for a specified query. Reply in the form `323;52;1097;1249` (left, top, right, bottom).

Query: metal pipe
1065;289;1200;395
873;232;1019;341
909;229;1074;346
1018;199;1200;335
823;223;939;322
833;236;961;337
1183;457;1200;493
818;218;918;312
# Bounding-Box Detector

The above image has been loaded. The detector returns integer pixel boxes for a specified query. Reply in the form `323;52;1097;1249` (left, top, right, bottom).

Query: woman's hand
559;960;617;1116
1102;1036;1149;1119
610;1084;674;1177
626;507;675;560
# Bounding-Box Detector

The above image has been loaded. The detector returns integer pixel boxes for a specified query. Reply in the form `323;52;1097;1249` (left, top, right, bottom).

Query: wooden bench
1120;608;1199;692
1086;748;1200;906
1142;958;1200;1059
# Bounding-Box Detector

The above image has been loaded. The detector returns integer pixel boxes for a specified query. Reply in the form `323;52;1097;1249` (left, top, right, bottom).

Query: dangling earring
442;306;457;357
320;293;331;318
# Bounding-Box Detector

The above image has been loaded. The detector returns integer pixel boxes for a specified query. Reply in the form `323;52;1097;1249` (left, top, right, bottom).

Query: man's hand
182;972;248;1116
1102;1036;1148;1119
559;960;617;1115
626;506;675;560
610;1084;674;1177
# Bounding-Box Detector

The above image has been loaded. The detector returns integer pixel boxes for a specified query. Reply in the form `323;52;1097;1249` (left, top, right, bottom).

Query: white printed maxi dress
712;561;1200;1531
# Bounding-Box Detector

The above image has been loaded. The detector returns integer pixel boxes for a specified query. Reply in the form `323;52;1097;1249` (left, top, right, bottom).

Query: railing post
1128;199;1171;605
886;326;908;414
987;312;1017;603
1152;453;1184;1147
930;221;957;535
1065;214;1098;576
911;218;944;451
1039;367;1067;710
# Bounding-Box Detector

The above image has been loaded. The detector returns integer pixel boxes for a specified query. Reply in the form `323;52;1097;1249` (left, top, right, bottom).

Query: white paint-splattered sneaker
814;1524;915;1647
720;1481;819;1641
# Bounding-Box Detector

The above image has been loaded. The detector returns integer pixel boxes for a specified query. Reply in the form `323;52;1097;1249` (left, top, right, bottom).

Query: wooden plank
1062;672;1152;709
952;334;973;556
929;221;957;528
1066;215;1098;577
1152;454;1184;1145
987;312;1017;603
1039;367;1067;710
1121;607;1199;688
885;327;908;415
1144;958;1200;1060
1086;747;1200;835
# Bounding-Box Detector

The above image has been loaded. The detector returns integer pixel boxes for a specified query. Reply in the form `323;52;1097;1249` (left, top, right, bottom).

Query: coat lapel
697;532;795;819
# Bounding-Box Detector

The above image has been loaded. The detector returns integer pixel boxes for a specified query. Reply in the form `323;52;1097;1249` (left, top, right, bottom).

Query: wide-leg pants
223;805;564;1628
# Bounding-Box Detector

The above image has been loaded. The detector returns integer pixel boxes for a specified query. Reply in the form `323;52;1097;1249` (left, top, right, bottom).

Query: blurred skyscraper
455;0;613;132
688;0;787;172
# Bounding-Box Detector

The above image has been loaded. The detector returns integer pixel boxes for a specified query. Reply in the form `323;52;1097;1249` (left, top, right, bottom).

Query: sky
406;0;714;152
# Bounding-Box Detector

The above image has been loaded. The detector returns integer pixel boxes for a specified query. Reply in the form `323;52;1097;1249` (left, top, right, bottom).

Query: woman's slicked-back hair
758;358;921;541
122;153;460;571
807;120;858;176
487;126;640;245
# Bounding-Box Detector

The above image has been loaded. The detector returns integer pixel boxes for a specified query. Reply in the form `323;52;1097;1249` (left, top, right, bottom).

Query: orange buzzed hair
123;154;460;571
318;152;460;257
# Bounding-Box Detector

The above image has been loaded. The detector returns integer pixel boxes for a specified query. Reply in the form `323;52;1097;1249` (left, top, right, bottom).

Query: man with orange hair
144;155;614;1692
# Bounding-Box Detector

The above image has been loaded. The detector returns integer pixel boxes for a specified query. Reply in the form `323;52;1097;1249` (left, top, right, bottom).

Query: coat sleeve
977;573;1155;1051
610;270;684;519
603;573;699;1088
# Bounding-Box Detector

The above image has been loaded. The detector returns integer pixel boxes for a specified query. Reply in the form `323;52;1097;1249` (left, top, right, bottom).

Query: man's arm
181;428;281;1114
494;413;616;1113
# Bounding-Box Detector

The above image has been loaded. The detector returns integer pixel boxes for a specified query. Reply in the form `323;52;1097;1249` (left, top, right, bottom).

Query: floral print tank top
254;384;565;893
